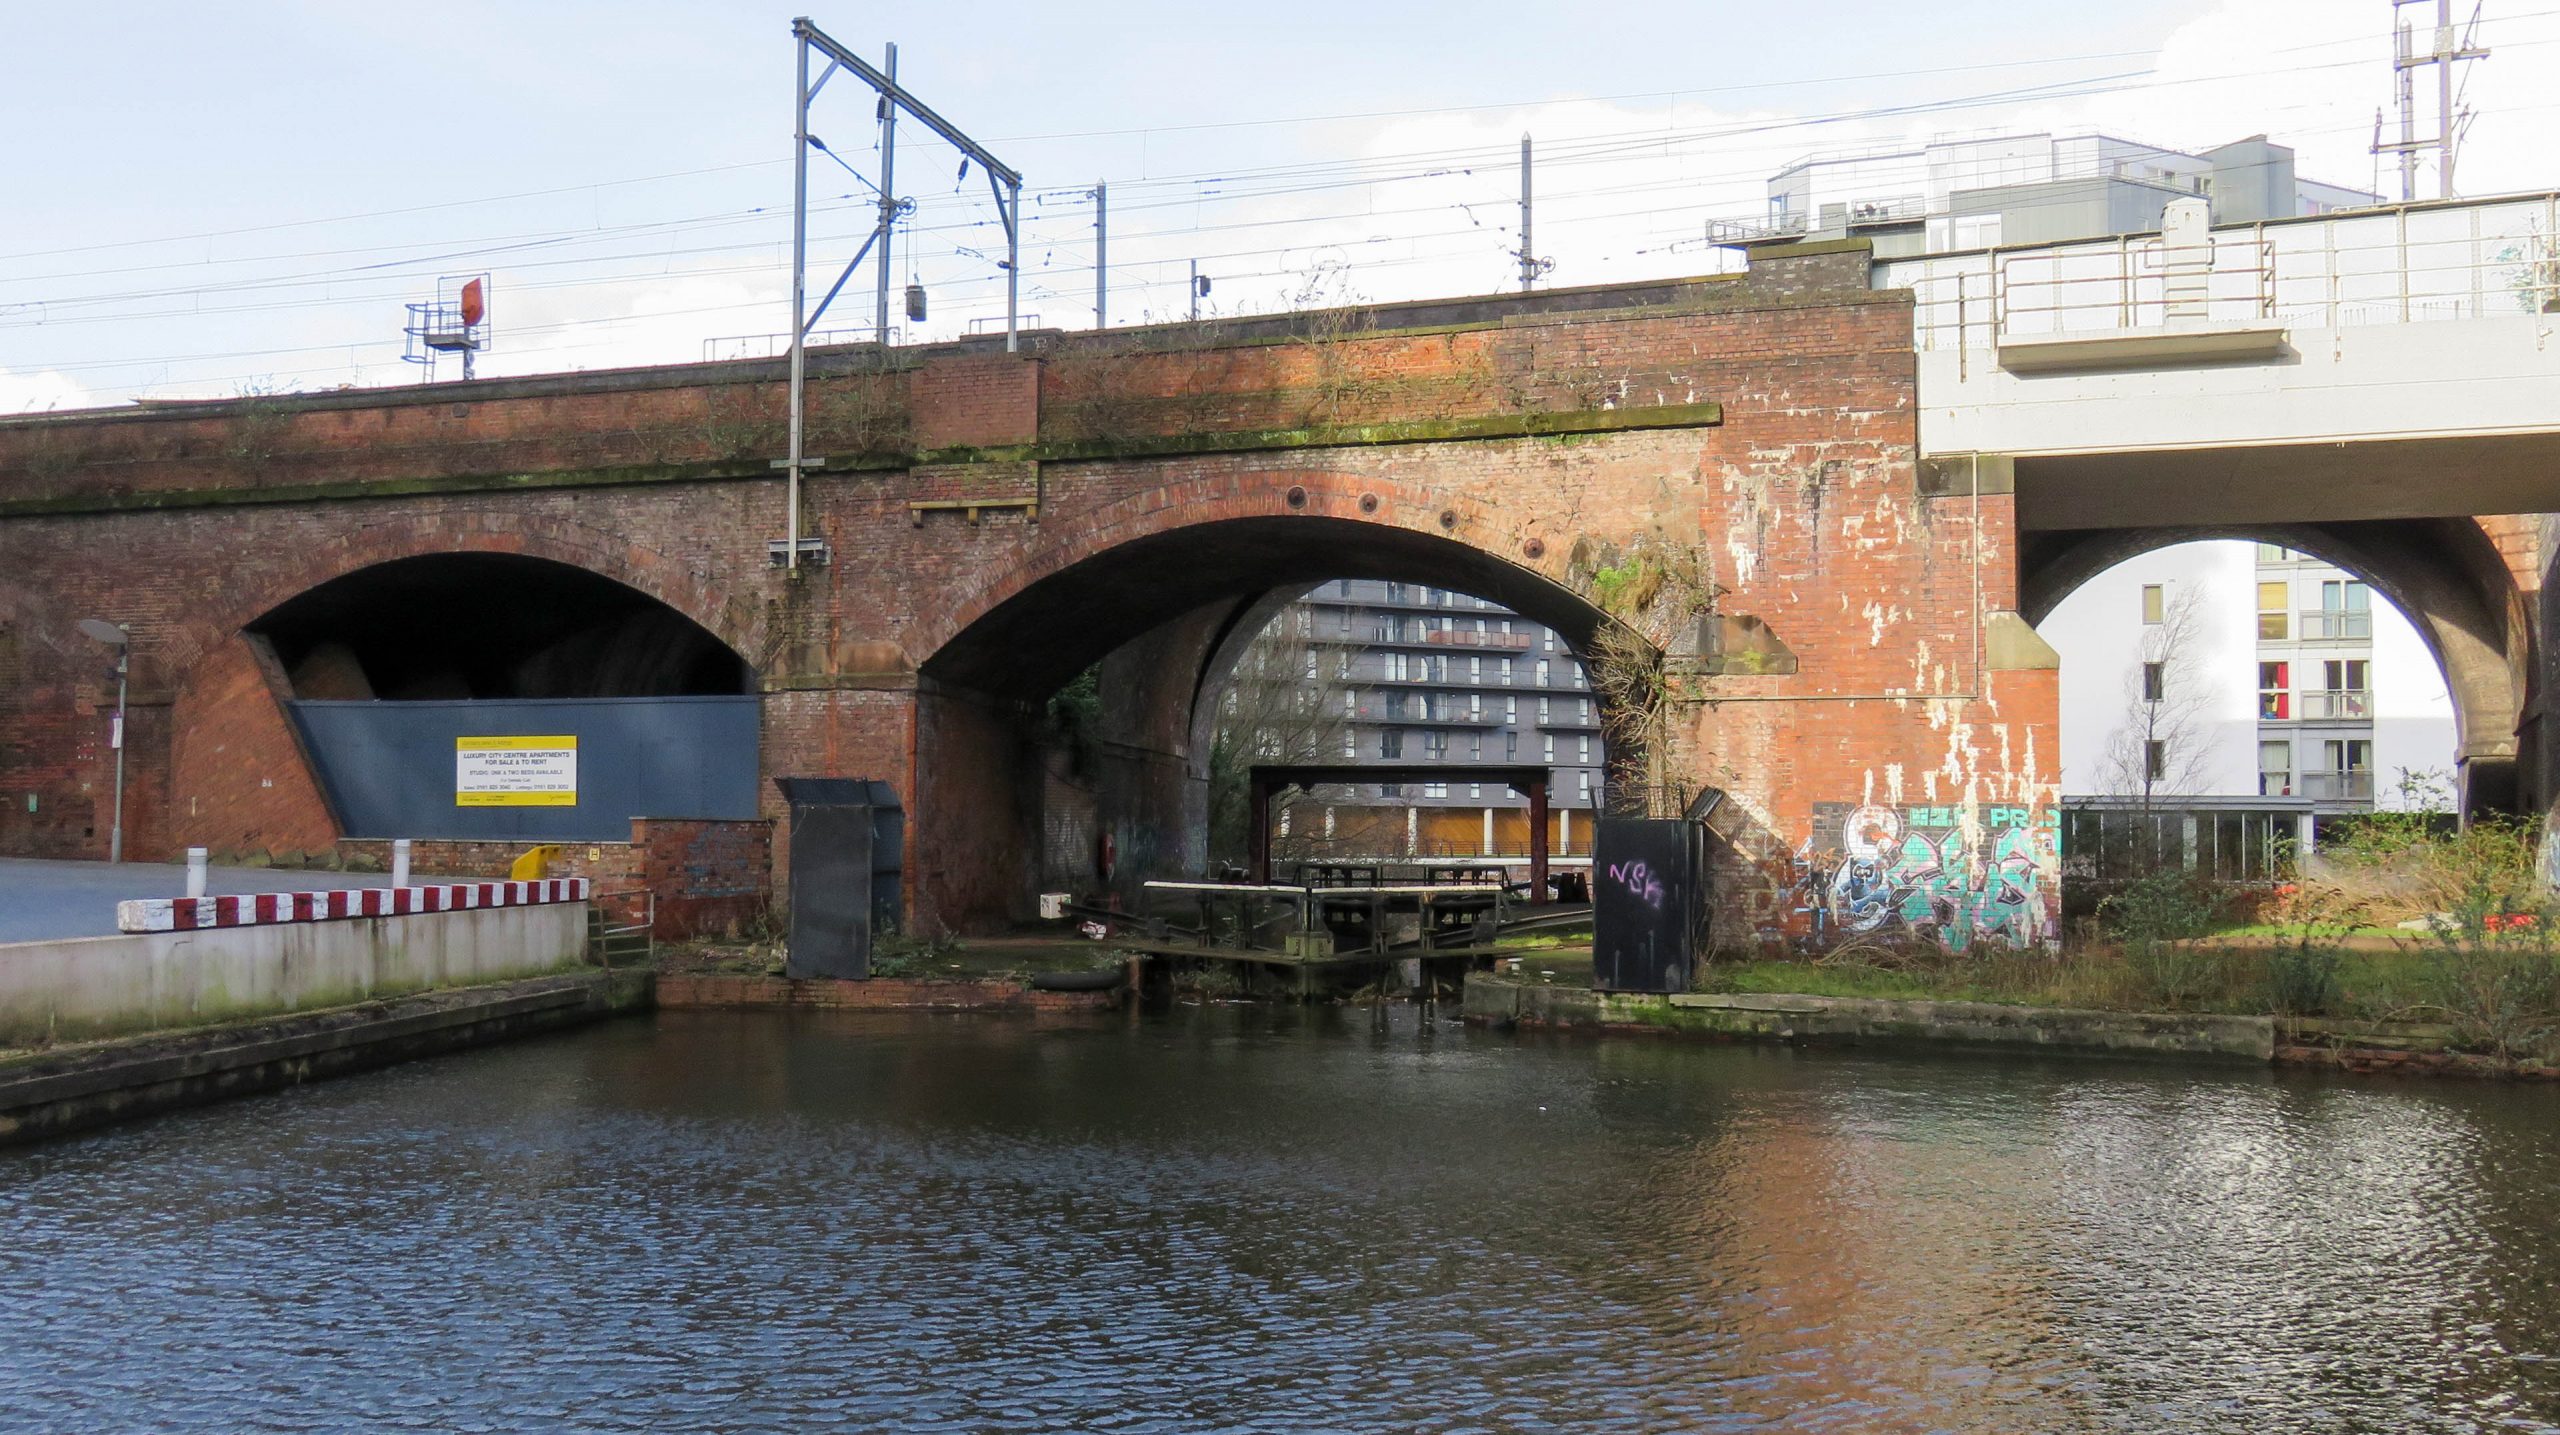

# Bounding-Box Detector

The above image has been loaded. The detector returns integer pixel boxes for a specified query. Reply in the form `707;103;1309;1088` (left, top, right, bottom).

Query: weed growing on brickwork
221;381;296;469
806;373;911;460
1287;262;1376;427
695;383;786;462
1577;530;1717;817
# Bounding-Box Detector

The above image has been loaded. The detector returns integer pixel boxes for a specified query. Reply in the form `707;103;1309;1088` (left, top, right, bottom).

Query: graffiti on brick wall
1796;802;2054;950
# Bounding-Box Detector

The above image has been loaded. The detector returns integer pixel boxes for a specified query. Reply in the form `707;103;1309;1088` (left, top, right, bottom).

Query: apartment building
1279;578;1605;856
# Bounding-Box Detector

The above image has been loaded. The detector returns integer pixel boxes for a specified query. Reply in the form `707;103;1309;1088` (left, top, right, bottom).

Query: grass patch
1689;946;2460;1023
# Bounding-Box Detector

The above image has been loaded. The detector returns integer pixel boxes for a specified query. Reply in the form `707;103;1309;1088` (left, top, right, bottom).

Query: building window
1571;664;1585;689
1469;693;1483;720
1386;582;1408;604
2324;658;2369;692
1338;608;1352;636
2257;581;2289;640
1379;782;1403;799
1343;690;1356;715
2142;662;2165;702
1305;652;1319;680
2141;584;2164;624
2315;580;2373;639
1343;731;1357;758
1502;658;1515;685
1580;698;1592;723
1469;656;1482;682
1537;659;1551;686
2259;739;2291;796
1469;732;1482;760
2144;739;2168;781
1544;734;1556;763
1418;586;1434;606
1423;730;1449;760
1338;579;1353;597
1379;730;1403;759
1336;650;1352;680
1424;782;1447;799
1505;696;1517;722
2326;738;2372;772
1579;770;1593;802
1506;732;1518;760
1469;783;1482;799
2257;661;2289;719
1385;692;1406;721
1578;735;1592;763
2256;542;2293;562
1538;696;1552;722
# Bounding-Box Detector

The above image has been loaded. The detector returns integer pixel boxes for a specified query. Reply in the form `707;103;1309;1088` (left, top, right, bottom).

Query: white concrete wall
2373;601;2462;808
2043;542;2261;798
1909;314;2560;459
0;903;587;1043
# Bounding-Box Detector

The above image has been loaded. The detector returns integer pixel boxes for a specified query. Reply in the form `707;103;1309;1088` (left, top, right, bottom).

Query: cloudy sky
4;0;2554;411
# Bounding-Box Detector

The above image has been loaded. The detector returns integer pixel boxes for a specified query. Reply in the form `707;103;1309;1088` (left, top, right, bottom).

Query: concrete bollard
185;847;208;899
391;838;411;889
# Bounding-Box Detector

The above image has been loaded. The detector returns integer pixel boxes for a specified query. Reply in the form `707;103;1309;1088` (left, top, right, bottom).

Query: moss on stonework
0;401;1724;516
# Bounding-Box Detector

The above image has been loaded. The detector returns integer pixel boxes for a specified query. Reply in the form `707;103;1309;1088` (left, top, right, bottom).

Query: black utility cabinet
1592;815;1711;994
775;778;904;980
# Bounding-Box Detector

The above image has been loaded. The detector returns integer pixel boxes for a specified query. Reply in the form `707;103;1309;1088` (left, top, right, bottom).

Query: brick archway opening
908;515;1629;933
249;552;751;702
167;553;760;863
2023;521;2520;819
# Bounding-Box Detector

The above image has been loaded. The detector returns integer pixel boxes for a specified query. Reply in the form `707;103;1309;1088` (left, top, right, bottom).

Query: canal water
3;1006;2557;1433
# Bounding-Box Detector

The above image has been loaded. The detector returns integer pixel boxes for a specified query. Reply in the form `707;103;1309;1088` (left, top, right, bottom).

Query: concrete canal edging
0;900;593;1048
0;968;651;1147
658;973;1121;1014
1465;977;2277;1064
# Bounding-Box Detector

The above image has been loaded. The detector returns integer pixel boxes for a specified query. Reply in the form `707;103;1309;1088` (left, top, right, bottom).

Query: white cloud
0;367;97;416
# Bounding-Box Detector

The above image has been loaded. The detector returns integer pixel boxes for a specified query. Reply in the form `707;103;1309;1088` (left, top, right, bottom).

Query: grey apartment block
1290;579;1604;809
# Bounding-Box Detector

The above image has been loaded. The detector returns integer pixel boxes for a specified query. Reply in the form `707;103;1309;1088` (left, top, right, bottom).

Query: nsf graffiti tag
1795;802;2055;951
1607;859;1666;910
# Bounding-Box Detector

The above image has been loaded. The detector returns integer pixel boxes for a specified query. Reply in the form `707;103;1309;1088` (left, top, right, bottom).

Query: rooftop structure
1753;131;2379;256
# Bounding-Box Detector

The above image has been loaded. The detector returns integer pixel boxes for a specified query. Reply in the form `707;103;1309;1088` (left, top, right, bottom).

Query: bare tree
1204;604;1362;868
2102;585;2214;859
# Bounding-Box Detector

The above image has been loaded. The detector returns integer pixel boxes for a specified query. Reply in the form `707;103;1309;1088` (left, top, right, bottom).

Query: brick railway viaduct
1;237;2551;949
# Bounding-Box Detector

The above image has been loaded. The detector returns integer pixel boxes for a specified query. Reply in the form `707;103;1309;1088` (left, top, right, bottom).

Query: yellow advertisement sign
455;735;579;807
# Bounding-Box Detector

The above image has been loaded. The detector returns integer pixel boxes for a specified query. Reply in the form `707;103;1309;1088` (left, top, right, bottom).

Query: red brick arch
905;466;1601;687
159;513;763;691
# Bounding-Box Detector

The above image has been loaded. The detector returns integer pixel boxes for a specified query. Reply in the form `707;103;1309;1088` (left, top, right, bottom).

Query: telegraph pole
1094;181;1108;329
1518;134;1535;291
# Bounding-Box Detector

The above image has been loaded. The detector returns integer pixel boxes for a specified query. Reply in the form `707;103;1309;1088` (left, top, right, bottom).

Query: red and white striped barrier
116;879;590;934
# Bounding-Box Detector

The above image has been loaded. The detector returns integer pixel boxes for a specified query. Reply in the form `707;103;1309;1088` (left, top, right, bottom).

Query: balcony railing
2298;689;2373;720
2300;770;2376;801
1881;192;2560;352
2299;610;2373;641
1421;629;1534;649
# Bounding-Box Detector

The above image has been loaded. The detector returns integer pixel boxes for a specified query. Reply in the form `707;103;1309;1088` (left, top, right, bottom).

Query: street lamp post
77;618;130;864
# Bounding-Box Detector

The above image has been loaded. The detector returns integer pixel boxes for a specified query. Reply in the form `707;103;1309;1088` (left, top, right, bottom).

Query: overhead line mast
782;16;1025;569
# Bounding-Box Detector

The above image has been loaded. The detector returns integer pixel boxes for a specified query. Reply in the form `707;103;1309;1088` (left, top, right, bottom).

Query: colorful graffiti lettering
1794;802;2055;951
1607;859;1666;910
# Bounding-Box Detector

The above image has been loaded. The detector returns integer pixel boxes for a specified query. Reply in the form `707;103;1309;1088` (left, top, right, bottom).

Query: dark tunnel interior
250;553;750;700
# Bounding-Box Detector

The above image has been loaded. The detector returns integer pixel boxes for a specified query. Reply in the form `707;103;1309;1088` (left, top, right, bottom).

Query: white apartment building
2044;541;2457;815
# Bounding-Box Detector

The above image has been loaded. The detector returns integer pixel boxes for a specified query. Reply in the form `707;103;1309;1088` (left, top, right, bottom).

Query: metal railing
2298;770;2376;801
588;889;656;968
2298;689;2373;720
2299;610;2374;640
1881;192;2560;351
